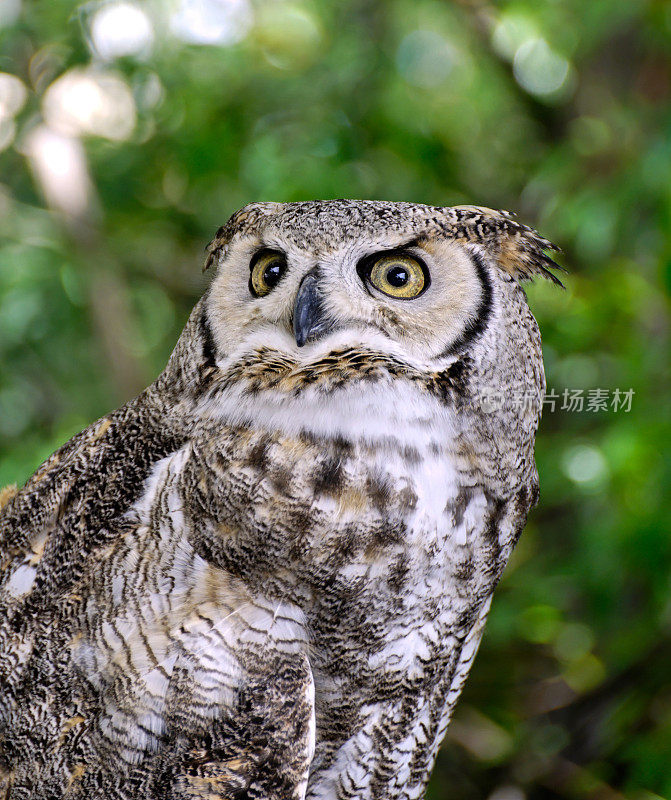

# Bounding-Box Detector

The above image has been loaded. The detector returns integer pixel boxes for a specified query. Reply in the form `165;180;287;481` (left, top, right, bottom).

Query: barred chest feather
80;378;520;799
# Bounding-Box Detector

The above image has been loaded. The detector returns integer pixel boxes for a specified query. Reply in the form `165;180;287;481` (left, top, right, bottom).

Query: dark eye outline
356;248;430;300
249;249;288;298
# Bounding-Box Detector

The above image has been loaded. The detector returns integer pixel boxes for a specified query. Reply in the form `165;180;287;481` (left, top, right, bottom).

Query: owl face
205;202;492;372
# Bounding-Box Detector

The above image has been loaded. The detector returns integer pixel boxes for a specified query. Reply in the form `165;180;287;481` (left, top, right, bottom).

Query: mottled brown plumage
0;200;559;799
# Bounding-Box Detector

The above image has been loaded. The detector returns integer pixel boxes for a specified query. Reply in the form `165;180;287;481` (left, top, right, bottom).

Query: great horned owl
0;201;560;800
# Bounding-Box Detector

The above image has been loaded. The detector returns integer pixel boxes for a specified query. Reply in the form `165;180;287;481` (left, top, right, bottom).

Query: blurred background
1;0;670;797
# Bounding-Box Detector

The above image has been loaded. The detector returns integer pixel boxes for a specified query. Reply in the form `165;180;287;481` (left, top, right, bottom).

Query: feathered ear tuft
203;225;230;273
439;206;565;287
203;202;283;272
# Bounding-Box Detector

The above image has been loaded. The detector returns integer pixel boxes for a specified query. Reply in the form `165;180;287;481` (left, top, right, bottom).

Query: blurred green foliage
1;0;670;798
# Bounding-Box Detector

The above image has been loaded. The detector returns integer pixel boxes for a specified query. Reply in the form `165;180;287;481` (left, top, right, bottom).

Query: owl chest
72;432;502;790
187;429;496;670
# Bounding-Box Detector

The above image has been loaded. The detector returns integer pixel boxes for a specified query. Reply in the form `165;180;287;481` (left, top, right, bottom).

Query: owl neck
153;299;471;454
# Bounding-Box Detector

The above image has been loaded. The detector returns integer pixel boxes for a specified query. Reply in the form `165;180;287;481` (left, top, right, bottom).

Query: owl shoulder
0;389;185;606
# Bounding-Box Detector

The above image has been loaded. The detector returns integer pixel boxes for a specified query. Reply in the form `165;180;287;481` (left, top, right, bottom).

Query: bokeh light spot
0;0;20;28
563;653;607;693
171;0;252;46
24;126;93;217
449;707;514;763
90;2;154;61
491;12;537;61
562;444;609;487
0;116;15;151
397;30;456;89
513;38;571;98
255;3;322;71
134;71;164;110
0;72;27;120
553;622;595;662
43;68;136;140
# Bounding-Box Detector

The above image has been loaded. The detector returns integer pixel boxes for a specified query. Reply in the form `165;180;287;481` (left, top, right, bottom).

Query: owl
0;201;560;800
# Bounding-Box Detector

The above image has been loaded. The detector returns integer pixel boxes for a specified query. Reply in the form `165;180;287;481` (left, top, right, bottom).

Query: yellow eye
249;250;287;297
367;254;427;299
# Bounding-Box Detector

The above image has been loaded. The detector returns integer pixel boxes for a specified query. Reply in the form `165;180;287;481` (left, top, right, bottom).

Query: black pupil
263;260;282;287
386;265;409;287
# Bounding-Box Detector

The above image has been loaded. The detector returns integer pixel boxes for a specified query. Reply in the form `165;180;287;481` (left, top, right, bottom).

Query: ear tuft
440;206;564;287
203;202;283;272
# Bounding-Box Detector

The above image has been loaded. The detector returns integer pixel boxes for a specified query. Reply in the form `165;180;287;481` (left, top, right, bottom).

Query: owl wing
0;393;185;797
0;394;183;613
1;421;317;800
160;648;316;800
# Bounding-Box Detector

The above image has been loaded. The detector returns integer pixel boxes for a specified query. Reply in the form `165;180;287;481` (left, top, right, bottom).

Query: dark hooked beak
293;271;331;347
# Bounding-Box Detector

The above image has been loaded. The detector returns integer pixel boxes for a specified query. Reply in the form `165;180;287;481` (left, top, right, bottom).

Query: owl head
198;201;560;391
